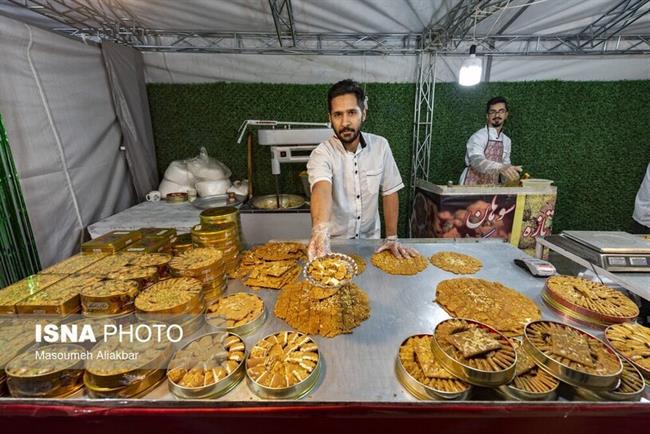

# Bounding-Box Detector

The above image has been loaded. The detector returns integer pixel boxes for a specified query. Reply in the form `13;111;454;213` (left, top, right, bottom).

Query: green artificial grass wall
148;80;650;237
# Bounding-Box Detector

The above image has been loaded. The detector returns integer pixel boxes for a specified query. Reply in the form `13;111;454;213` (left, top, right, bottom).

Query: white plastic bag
186;147;232;182
158;178;190;198
163;160;195;185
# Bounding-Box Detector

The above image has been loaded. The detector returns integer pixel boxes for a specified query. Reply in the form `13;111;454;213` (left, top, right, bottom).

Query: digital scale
549;231;650;272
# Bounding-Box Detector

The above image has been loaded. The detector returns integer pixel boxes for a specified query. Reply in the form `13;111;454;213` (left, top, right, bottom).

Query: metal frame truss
269;0;296;47
408;51;437;236
4;0;649;55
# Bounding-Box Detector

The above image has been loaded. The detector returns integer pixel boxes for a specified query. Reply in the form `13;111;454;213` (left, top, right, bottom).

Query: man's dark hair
327;79;366;113
486;96;509;113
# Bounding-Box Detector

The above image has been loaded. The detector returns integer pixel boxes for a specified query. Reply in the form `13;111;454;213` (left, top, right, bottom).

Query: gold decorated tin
431;318;517;387
84;332;174;389
573;359;645;401
200;207;243;248
84;368;166;399
107;266;159;290
125;238;172;254
206;293;266;336
81;254;138;276
15;274;104;316
396;334;471;400
139;227;177;243
39;253;107;275
80;280;139;316
81;231;142;254
6;343;86;398
541;291;611;329
166;192;188;203
0;274;67;314
172;233;193;255
522;320;622;391
167;332;246;399
497;340;559;401
0;318;50;378
134;277;204;316
129;253;173;277
246;331;321;399
191;223;239;273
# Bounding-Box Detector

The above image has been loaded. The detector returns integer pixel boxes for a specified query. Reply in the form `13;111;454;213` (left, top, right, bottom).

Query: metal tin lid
200;206;238;218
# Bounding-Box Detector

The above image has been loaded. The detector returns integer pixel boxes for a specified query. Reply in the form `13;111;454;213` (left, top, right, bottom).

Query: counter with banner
410;180;557;254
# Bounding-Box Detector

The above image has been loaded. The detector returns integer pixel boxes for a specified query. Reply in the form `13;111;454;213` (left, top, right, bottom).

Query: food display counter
1;239;649;434
411;179;557;254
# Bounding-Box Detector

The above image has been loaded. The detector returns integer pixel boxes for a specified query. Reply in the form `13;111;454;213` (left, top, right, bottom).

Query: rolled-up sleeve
307;143;333;190
381;143;404;196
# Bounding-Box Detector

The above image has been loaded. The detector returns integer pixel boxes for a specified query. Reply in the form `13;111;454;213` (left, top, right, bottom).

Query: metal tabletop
2;239;648;406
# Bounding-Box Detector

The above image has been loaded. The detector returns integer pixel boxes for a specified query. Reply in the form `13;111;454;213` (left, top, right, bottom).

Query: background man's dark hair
486;96;509;113
328;79;366;113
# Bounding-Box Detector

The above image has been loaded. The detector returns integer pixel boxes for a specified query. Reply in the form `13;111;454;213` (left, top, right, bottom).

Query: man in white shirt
307;79;416;260
632;162;650;234
460;96;521;185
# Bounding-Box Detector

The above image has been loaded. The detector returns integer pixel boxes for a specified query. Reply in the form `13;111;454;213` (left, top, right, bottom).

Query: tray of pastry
106;266;159;290
246;331;321;399
15;274;105;316
134;277;204;318
80;280;140;316
573;359;644;402
206;292;266;336
128;253;173;277
0;274;67;314
497;340;559;401
522;320;622;391
396;334;471;400
6;343;86;398
84;332;174;392
543;275;639;326
431;318;517;387
604;322;650;384
39;253;107;275
167;332;246;399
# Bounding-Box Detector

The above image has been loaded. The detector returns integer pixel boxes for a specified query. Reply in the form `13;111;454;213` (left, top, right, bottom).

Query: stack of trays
430;319;517;388
522;321;624;396
0;274;67;314
246;331;321;399
134;277;205;336
167;332;246;399
396;334;471;400
200;206;243;249
171;233;193;256
605;322;650;385
169;248;226;302
84;333;174;398
191;223;239;275
542;275;639;328
206;292;266;336
80;280;139;317
39;253;107;275
81;230;142;254
15;274;105;316
6;343;86;398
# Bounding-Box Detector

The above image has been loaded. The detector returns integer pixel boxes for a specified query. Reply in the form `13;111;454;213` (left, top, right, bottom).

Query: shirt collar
328;132;367;154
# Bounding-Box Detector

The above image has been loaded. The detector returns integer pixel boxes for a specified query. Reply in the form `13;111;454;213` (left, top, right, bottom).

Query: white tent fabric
143;52;650;84
0;15;136;267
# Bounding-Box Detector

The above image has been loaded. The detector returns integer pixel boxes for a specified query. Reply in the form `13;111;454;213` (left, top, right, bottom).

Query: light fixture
458;45;482;86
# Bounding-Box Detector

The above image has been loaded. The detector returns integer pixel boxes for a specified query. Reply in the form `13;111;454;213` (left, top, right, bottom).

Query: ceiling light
458;45;482;86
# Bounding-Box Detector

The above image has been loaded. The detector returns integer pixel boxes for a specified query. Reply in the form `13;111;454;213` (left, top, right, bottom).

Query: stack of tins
191;222;239;275
200;207;243;249
169;248;227;302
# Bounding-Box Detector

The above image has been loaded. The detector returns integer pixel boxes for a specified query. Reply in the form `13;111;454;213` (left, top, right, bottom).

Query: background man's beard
490;119;502;127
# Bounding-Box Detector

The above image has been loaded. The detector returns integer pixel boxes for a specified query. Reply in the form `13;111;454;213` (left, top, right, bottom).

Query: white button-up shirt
634;162;650;227
307;132;404;239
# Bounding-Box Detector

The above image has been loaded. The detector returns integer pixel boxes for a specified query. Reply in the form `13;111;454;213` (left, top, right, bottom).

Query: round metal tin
246;332;321;400
542;291;611;329
573;359;645;401
395;335;471;401
167;332;246;399
543;278;638;325
522;320;623;391
497;382;558;401
85;369;166;399
604;323;650;385
6;343;86;398
431;319;517;388
206;294;267;336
